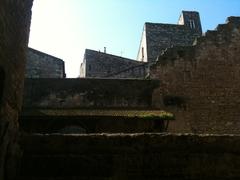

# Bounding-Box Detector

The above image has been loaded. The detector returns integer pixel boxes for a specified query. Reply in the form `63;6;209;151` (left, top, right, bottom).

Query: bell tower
178;11;202;35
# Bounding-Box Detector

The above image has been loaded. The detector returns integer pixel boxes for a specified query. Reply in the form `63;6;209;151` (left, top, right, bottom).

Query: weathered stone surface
23;78;159;109
0;0;33;180
26;48;66;78
150;16;240;134
108;63;149;79
19;109;169;134
137;11;202;63
18;133;240;179
80;49;145;78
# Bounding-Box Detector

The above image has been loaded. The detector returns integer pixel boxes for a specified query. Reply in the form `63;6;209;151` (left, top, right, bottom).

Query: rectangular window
141;47;144;61
88;65;91;71
189;20;196;29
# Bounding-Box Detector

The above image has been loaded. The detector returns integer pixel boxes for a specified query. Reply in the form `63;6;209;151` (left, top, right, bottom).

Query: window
0;67;5;103
88;64;92;71
141;47;144;61
189;19;196;29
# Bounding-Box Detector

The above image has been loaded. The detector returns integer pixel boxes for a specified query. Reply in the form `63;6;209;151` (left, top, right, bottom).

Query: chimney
104;47;106;53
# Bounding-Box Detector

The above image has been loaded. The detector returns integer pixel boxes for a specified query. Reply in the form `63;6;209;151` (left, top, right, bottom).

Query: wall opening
141;47;144;61
0;67;5;104
189;19;196;29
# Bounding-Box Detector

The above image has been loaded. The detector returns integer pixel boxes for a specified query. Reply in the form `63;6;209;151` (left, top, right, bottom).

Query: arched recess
0;67;5;104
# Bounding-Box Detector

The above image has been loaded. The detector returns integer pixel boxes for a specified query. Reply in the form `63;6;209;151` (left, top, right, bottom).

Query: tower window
141;47;144;61
189;19;196;29
0;67;5;104
88;65;92;71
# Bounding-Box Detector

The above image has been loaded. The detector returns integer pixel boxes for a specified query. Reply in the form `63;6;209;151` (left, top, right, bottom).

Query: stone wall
20;109;170;134
23;78;159;109
145;23;201;63
137;11;202;63
150;17;240;134
80;49;145;78
0;0;33;179
18;133;240;179
25;48;66;78
106;63;148;79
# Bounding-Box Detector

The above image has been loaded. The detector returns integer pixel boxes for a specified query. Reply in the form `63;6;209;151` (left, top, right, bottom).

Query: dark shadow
163;95;187;110
0;67;5;104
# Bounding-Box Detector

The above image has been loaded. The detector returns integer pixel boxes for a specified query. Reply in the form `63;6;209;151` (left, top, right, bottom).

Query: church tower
178;11;202;35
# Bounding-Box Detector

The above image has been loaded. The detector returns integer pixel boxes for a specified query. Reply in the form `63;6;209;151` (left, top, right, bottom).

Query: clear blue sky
29;0;240;77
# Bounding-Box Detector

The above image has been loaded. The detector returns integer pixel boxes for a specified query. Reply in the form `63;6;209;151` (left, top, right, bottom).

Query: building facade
80;11;202;78
137;11;202;63
80;49;145;78
26;48;66;78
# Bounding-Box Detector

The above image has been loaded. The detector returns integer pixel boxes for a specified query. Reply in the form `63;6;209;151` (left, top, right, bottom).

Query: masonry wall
25;48;66;78
137;11;202;64
0;1;33;179
81;49;144;78
145;23;201;63
19;133;240;179
107;63;148;79
23;78;159;109
150;17;240;134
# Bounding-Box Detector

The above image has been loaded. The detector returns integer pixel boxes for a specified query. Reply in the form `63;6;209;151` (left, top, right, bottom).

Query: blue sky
29;0;240;77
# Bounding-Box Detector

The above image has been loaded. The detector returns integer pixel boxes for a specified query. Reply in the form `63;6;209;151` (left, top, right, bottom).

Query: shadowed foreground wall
18;133;240;179
23;78;159;109
150;17;240;134
0;0;33;180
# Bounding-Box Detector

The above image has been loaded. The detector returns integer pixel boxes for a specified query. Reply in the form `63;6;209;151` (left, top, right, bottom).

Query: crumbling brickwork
150;17;240;134
0;0;33;179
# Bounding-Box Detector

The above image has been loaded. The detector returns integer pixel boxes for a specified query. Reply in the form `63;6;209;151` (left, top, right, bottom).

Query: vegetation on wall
138;111;175;121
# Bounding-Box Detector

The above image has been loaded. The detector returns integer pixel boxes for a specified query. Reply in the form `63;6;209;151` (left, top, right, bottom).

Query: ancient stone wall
18;133;240;179
0;0;33;179
26;48;66;78
23;78;159;109
80;49;145;78
150;17;240;134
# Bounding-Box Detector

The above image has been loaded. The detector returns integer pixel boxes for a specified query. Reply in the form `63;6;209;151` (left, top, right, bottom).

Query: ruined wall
20;110;169;134
19;134;240;179
25;48;66;78
80;49;144;78
150;17;240;134
23;78;159;109
0;0;33;179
